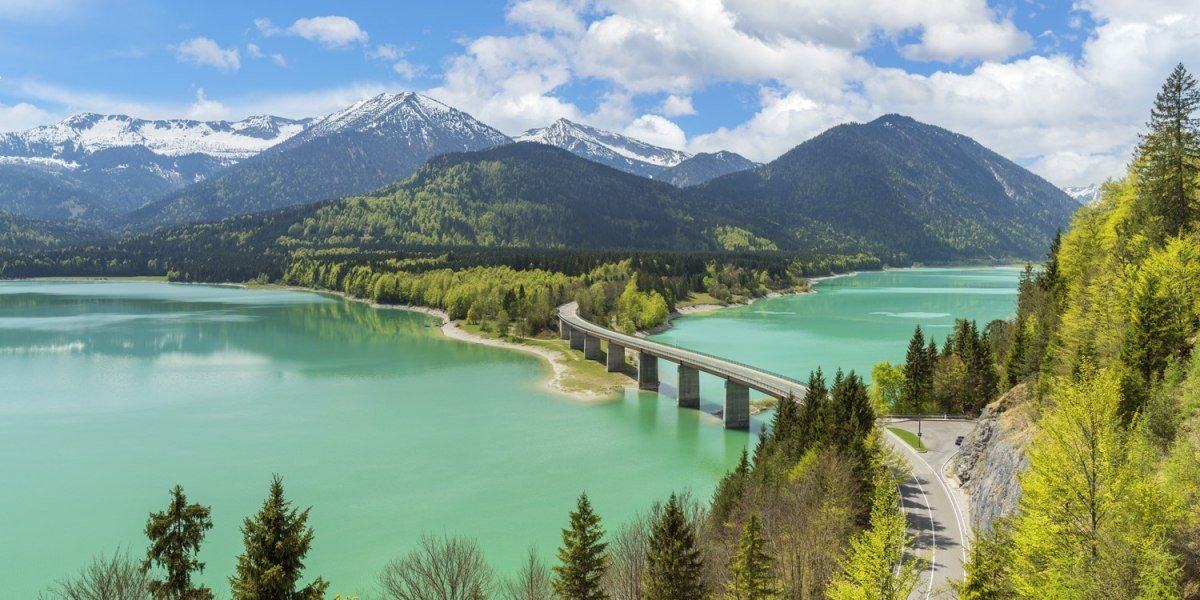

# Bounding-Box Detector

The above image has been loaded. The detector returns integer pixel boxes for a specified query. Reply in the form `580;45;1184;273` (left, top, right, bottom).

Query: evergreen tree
144;485;213;600
712;448;751;522
795;368;829;454
901;327;927;411
1004;315;1028;387
554;492;609;600
725;514;777;600
1134;63;1200;239
643;494;706;599
229;475;328;600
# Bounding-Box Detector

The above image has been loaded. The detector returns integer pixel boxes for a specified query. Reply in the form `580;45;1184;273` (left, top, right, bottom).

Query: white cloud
368;44;422;79
623;114;687;149
901;20;1032;62
184;88;229;121
287;16;368;48
271;53;287;67
659;95;696;117
174;37;240;72
254;17;282;37
506;0;587;35
0;101;50;132
246;43;264;59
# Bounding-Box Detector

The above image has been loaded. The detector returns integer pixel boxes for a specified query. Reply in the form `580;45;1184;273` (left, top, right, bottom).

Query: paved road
883;419;977;599
557;302;807;399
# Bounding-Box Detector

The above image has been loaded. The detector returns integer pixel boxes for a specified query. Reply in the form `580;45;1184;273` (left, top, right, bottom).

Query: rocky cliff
953;383;1037;532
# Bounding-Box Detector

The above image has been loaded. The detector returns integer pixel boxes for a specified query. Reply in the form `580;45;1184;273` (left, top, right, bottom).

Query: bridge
557;302;808;429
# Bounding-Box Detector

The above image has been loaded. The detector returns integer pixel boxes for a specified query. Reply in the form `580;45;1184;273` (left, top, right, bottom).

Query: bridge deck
557;302;808;400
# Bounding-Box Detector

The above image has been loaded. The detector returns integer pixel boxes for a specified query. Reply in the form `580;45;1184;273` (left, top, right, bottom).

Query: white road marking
886;428;938;600
939;452;970;562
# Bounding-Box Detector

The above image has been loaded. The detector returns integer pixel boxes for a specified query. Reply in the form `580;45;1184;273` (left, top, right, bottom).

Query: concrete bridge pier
638;352;659;390
677;365;700;408
606;343;625;372
724;381;750;429
583;334;603;361
569;328;585;351
559;319;572;340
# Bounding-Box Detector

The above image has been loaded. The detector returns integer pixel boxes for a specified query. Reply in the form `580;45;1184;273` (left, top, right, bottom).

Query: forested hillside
957;63;1200;598
0;211;101;250
0;164;115;226
698;114;1078;261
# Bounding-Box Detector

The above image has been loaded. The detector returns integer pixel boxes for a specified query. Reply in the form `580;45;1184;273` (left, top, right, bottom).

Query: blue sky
0;0;1197;186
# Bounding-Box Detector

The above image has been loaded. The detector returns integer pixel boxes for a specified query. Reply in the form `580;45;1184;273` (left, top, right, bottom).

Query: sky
0;0;1198;187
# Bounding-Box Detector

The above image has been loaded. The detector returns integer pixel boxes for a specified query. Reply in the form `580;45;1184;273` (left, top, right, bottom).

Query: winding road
884;419;976;599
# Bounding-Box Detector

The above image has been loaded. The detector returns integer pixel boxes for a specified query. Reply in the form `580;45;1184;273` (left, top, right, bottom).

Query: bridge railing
558;304;808;395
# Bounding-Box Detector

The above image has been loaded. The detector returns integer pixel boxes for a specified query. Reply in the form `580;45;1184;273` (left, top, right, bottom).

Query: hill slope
277;142;713;250
125;93;511;229
697;114;1078;260
661;151;758;186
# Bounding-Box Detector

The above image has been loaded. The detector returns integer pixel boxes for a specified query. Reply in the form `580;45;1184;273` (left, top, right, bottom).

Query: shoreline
242;285;627;402
23;264;1009;403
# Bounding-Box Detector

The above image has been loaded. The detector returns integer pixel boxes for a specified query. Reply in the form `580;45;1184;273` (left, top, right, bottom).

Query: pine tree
712;448;751;522
1004;315;1028;387
229;475;328;600
144;485;214;600
554;492;609;600
1134;63;1200;239
795;368;829;453
901;327;927;411
725;514;777;600
643;494;706;599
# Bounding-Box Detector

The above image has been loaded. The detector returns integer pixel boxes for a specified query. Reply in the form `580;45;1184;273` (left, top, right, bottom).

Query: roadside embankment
952;383;1037;532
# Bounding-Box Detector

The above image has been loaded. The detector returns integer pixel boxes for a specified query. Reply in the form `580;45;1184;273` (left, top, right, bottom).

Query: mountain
125;93;512;229
1063;184;1102;204
15;114;1074;266
660;151;758;187
516;119;690;178
695;114;1078;261
253;142;711;250
0;114;309;215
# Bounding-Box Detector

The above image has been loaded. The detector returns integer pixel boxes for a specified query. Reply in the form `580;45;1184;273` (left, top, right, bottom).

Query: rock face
953;383;1036;532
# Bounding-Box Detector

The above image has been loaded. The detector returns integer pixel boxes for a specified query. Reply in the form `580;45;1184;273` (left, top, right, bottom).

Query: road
883;418;977;599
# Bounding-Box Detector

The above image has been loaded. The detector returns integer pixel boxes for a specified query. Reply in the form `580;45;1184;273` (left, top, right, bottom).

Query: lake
0;267;1019;597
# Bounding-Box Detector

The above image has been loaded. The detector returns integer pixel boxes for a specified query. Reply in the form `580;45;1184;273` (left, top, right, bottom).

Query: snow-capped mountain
282;92;510;150
0;114;311;216
129;92;513;228
517;119;691;178
1063;184;1102;204
0;113;309;161
660;151;759;187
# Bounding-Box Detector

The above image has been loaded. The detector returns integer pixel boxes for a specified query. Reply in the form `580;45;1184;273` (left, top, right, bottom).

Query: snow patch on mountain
1;114;310;161
289;92;511;149
1063;184;1102;204
516;119;690;177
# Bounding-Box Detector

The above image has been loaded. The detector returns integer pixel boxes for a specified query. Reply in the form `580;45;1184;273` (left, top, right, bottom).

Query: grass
889;427;927;452
676;291;725;309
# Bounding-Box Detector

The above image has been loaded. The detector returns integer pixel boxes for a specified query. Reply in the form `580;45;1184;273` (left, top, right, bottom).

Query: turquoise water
0;282;747;598
650;267;1021;387
0;268;1019;597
